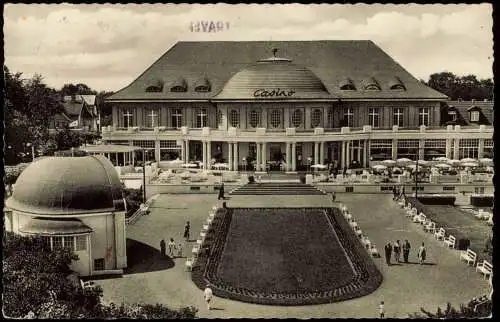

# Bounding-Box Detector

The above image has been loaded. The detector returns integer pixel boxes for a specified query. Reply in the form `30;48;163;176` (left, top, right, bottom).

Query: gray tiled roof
107;41;448;101
446;100;494;125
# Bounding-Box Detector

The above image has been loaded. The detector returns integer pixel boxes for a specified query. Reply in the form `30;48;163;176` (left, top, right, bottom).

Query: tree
408;301;492;319
60;83;97;96
424;72;493;100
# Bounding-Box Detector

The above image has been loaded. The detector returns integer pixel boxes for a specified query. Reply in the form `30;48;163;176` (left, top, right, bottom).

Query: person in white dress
204;284;213;310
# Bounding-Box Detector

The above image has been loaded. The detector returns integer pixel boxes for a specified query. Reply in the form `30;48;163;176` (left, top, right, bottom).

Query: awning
19;217;93;235
82;144;142;153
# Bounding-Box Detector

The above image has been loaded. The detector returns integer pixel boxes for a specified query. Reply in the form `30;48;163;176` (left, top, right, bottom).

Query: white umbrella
396;158;413;164
407;164;426;171
181;163;198;168
479;158;493;164
447;159;460;164
434;157;449;162
435;163;452;169
213;163;229;169
417;160;429;165
460;158;476;163
311;164;327;169
381;159;396;165
372;164;387;170
461;162;479;167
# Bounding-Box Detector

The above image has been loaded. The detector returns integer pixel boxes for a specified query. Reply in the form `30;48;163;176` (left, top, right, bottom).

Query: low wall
146;183;240;198
316;183;494;195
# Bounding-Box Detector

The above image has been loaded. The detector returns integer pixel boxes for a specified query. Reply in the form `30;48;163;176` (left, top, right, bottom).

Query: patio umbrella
417;160;429;165
446;159;460;164
460;158;476;163
396;158;413;164
479;158;493;164
213;163;229;169
461;162;479;167
435;163;452;169
434;156;449;162
407;164;425;171
181;163;198;168
381;159;396;165
179;172;192;179
372;164;387;170
311;164;327;169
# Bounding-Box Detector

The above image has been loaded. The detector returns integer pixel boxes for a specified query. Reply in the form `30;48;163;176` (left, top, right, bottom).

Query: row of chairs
340;204;379;258
399;198;493;281
186;205;218;271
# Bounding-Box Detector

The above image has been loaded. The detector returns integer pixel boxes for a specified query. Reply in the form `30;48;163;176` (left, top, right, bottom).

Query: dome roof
215;57;331;99
6;155;124;215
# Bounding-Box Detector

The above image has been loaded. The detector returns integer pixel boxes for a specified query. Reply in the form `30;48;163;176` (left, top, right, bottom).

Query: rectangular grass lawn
217;208;356;293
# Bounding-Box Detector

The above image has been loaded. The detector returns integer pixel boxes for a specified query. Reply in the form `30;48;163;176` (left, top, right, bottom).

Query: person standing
378;300;385;318
160;239;166;258
418;242;426;265
167;238;176;257
184;221;190;241
393;240;401;263
218;183;225;200
204;284;213;310
177;243;183;258
402;239;411;263
384;242;393;266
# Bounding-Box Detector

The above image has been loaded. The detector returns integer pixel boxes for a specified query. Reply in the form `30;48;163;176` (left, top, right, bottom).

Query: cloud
4;4;493;91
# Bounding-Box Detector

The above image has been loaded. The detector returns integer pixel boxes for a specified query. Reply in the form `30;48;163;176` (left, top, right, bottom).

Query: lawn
191;207;382;305
218;208;356;293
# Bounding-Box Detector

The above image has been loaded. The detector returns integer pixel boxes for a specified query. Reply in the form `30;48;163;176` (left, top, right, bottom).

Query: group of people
384;240;426;265
160;238;184;258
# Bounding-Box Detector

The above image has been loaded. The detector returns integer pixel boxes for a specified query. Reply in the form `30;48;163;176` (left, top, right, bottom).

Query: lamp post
142;148;146;203
307;156;312;173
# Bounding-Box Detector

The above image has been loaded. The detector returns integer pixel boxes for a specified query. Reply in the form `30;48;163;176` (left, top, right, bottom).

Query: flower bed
191;207;382;305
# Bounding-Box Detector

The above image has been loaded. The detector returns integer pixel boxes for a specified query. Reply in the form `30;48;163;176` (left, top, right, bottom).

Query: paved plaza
93;193;490;318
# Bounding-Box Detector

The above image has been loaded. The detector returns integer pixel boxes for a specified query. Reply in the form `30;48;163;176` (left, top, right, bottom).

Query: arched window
270;110;282;128
170;86;187;92
230;109;239;127
291;109;303;128
364;84;381;91
390;84;406;90
249;110;260;128
195;85;210;92
145;86;162;92
311;109;322;128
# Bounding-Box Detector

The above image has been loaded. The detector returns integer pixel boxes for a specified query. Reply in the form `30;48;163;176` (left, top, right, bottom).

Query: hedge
416;195;456;205
470;195;494;207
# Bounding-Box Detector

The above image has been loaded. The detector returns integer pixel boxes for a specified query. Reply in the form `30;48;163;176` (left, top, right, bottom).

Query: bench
434;228;445;240
80;279;97;291
443;235;456;248
460;249;477;266
349;221;358;229
476;260;493;279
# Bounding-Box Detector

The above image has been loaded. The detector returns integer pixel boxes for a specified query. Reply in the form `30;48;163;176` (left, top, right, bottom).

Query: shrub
123;188;143;217
248;175;255;184
470;195;494;207
417;195;456;205
299;175;306;184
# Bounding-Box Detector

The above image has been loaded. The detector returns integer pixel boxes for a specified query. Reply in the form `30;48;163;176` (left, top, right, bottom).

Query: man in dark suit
384;242;393;266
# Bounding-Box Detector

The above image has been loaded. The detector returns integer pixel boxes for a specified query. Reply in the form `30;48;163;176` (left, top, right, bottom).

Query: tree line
420;72;493;101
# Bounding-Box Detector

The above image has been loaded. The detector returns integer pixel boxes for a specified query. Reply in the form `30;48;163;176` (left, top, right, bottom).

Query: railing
125;194;158;225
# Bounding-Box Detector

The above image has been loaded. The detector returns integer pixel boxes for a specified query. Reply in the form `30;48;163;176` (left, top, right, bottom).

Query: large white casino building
102;41;493;171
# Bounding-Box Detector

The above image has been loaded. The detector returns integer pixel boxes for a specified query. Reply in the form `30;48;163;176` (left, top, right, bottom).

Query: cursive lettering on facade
253;89;296;97
190;21;230;33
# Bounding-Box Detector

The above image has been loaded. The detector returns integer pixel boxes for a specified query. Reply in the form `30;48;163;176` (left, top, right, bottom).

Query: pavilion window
270;109;282;128
122;109;134;128
327;107;334;128
94;258;105;271
483;139;493;157
370;139;392;161
424;139;446;160
368;108;380;128
311;109;322;128
397;139;419;160
160;140;181;161
171;108;183;128
291;109;303;128
343;108;354;127
393;108;404;127
75;235;87;251
419;108;430;126
459;139;479;159
52;236;63;249
63;236;74;250
217;110;223;127
145;108;159;128
195;108;208;128
249;110;261;128
229;109;239;127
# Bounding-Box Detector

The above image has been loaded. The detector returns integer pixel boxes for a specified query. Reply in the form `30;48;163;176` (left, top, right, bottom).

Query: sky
4;3;493;92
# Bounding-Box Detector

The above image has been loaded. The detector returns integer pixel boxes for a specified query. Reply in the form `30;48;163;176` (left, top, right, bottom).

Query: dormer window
194;85;210;92
470;111;480;122
365;84;381;91
145;80;163;92
170;86;187;93
448;110;457;122
362;77;381;91
193;77;211;92
167;77;187;92
388;77;406;91
339;78;356;91
390;84;406;90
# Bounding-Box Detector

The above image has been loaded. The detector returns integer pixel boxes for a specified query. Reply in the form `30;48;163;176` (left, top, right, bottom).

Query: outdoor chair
201;224;209;232
434;227;446;240
192;245;200;257
207;217;213;225
370;244;380;258
476;260;493;279
350;221;358;230
346;213;353;221
424;221;436;233
417;213;427;224
355;228;363;237
80;279;97;292
460;249;477;266
200;231;207;240
185;258;194;271
443;235;456;248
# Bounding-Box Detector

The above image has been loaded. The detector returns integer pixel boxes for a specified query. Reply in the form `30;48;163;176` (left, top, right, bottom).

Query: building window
249;110;260;128
94;258;105;271
171;108;183;128
393;108;404;127
459;139;479;159
483;139;493;158
122;109;133;128
419;108;430;126
195;108;208;128
160;140;181;161
397;139;419;160
270;110;282;128
470;111;480;122
217;110;223;126
327;107;334;128
370;139;392;161
424;139;446;160
63;236;74;250
443;186;455;191
75;235;87;251
368;108;380;127
133;140;155;149
170;86;186;93
52;236;63;249
291;109;303;128
343;108;354;127
229;109;239;127
448;110;457;122
311;109;322;128
145;108;159;128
